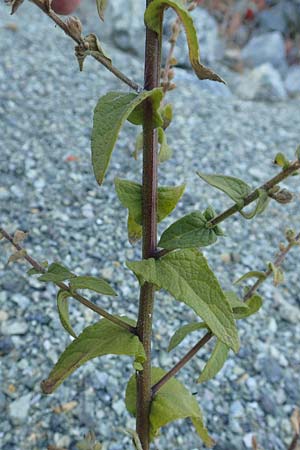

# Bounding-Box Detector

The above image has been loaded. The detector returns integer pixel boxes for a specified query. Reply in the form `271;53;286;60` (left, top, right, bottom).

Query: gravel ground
1;3;300;450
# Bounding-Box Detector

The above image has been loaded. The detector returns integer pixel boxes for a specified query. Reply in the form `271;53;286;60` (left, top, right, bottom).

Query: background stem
135;2;161;448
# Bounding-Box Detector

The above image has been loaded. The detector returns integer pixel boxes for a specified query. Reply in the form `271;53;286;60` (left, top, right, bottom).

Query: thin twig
151;232;300;396
244;232;300;301
151;331;212;396
28;0;142;92
207;160;300;228
0;227;136;333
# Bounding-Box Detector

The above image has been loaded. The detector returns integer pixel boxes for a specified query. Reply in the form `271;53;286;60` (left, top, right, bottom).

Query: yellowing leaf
158;211;218;250
145;0;224;83
198;340;229;383
92;89;163;185
125;367;215;446
197;172;252;208
168;322;207;352
127;249;239;352
57;290;77;339
41;317;144;394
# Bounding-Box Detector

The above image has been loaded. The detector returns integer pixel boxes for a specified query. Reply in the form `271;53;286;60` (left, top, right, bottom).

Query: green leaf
144;0;224;83
198;340;229;383
233;294;263;320
225;291;250;317
158;211;218;250
127;249;239;352
92;89;163;185
197;172;252;208
295;145;300;161
168;322;207;352
96;0;108;21
115;179;185;242
41;317;145;394
69;276;117;296
158;127;173;163
157;185;186;222
57;290;77;339
125;367;215;446
38;262;75;283
234;271;267;285
240;189;270;219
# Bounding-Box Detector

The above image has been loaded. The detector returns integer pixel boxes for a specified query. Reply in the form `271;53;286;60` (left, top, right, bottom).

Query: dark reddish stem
135;1;162;448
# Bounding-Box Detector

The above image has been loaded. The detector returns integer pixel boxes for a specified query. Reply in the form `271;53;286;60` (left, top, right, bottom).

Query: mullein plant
1;0;300;449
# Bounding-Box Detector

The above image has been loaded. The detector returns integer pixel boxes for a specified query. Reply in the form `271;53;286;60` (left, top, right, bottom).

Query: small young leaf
132;132;143;160
27;261;48;276
158;127;173;163
158;211;218;250
41;317;144;394
198;340;229;383
38;262;75;283
127;249;239;352
96;0;108;21
268;262;285;286
70;276;117;296
13;230;28;244
57;290;77;339
197;172;252;208
145;0;224;83
168;322;208;352
274;152;290;169
92;89;163;185
128;214;143;245
239;189;270;220
233;294;263;320
125;367;215;446
161;103;173;129
234;271;267;285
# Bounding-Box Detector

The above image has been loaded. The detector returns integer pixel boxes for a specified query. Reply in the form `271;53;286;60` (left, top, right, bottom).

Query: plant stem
28;0;142;92
0;227;135;333
135;2;162;448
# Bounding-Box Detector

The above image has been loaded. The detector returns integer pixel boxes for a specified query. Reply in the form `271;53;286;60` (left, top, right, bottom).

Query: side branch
207;160;300;228
151;232;300;396
0;227;136;333
28;0;142;92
